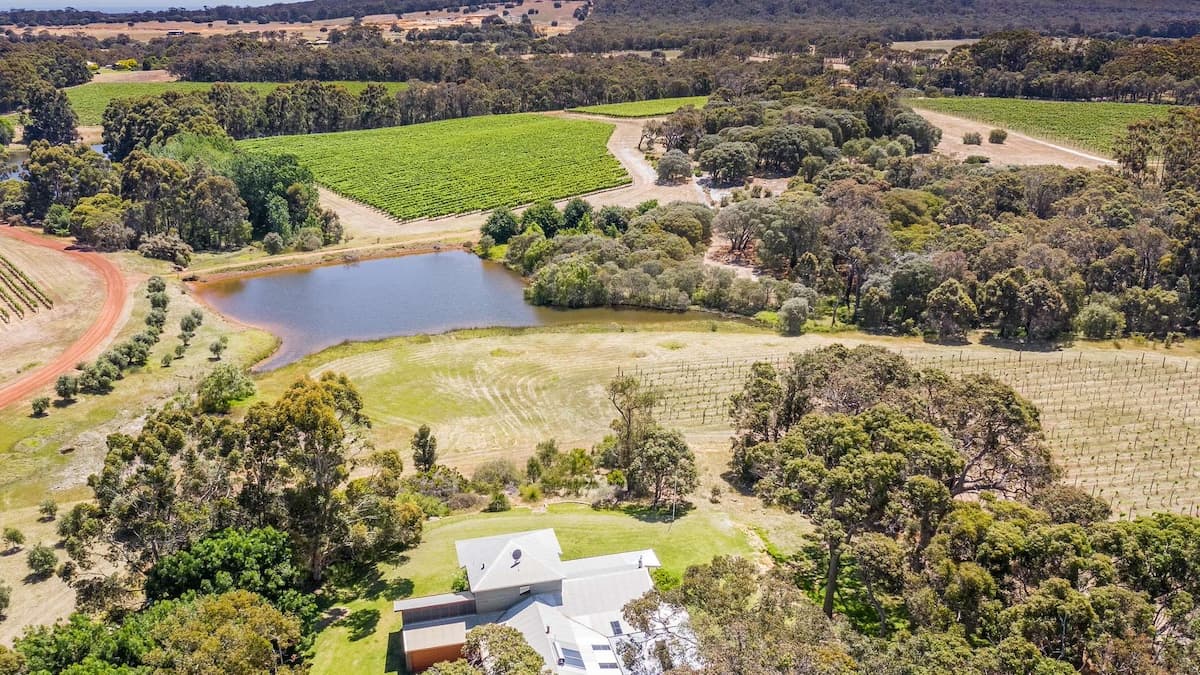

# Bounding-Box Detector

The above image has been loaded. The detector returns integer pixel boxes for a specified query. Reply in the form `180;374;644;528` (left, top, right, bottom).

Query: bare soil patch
913;107;1115;169
90;69;177;84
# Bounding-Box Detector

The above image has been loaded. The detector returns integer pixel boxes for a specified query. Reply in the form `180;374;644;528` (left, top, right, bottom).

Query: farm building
394;528;695;673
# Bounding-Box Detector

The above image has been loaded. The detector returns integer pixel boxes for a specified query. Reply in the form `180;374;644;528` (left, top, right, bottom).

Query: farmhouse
394;528;693;673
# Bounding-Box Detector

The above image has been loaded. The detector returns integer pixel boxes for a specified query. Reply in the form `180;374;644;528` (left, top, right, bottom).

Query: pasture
311;502;753;674
239;114;630;221
256;325;1200;522
906;97;1173;154
64;80;408;125
571;95;709;117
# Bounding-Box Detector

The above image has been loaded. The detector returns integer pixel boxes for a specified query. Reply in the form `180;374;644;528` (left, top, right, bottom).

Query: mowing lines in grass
570;95;709;118
633;349;1200;520
239;114;630;221
65;80;408;126
907;97;1174;155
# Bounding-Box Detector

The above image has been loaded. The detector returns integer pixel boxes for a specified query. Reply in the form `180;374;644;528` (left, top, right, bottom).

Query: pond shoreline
183;240;467;283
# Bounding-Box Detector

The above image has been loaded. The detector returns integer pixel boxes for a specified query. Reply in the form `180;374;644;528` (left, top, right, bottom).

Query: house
394;529;694;673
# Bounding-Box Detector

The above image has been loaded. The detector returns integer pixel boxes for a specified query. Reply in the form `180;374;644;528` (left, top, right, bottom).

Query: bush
482;208;520;244
38;500;57;521
485;492;511;512
31;397;49;417
964;155;991;164
197;364;255;413
778;297;810;335
137;233;193;266
26;544;56;579
656;149;692;183
962;132;983;145
988;128;1008;144
472;459;520;492
262;232;285;255
295;226;324;252
147;276;167;294
1074;302;1125;339
518;483;543;502
0;581;9;617
2;528;24;550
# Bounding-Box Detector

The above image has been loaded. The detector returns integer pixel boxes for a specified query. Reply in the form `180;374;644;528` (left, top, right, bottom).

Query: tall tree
22;84;78;146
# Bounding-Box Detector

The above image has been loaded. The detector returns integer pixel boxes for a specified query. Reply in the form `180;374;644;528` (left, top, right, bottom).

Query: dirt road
0;228;127;409
912;107;1115;169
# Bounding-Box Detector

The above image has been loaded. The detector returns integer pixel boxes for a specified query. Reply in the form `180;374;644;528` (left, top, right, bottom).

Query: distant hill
0;0;465;27
587;0;1200;37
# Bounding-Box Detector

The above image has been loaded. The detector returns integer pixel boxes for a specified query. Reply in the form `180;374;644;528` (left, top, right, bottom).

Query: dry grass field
256;324;1200;520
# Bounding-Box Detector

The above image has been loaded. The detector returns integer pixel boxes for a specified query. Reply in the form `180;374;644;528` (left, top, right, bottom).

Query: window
592;644;612;651
599;664;620;670
609;621;623;635
519;585;531;596
561;648;585;669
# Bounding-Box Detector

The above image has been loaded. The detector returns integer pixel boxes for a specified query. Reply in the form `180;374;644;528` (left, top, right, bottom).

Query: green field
65;80;408;126
571;95;709;117
310;502;754;675
907;97;1174;154
239;114;631;221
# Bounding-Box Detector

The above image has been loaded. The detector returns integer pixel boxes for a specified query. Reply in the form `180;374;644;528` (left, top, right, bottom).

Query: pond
195;251;702;370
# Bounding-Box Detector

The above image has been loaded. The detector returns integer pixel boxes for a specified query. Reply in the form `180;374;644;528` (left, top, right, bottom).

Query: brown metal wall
407;643;466;673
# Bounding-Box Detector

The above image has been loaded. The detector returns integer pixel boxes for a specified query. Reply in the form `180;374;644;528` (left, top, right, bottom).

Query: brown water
196;251;702;370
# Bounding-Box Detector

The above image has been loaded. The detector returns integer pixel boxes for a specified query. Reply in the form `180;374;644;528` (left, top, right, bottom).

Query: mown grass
907;96;1174;155
310;502;752;675
239;114;630;221
571;96;709;118
65;80;408;125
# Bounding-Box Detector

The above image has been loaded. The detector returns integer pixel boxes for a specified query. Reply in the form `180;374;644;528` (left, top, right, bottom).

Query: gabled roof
456;528;565;592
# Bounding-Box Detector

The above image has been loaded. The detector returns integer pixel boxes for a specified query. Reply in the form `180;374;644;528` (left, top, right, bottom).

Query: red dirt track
0;227;127;409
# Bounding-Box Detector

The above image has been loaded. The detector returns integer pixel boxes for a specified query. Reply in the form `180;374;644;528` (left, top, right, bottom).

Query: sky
1;1;279;10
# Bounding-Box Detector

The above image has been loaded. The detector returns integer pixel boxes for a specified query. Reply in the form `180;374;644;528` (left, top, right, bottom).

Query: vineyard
906;97;1174;154
0;252;53;323
631;348;1200;519
240;114;630;221
570;96;710;118
65;80;408;125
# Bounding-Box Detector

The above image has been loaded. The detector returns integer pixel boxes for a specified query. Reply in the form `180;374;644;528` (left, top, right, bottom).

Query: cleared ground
912;108;1114;168
908;97;1173;155
0;229;111;399
0;502;78;646
311;502;754;674
256;325;1200;521
239;114;630;221
570;95;709;117
65;79;408;126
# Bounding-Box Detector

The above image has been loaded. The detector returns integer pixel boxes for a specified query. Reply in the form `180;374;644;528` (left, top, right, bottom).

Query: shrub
295;226;324;252
26;544;56;578
519;484;543;502
962;131;983;145
147;276;167;294
197;364;255;413
778;297;810;335
2;528;24;550
137;233;193;266
472;459;520;492
0;581;9;617
262;232;285;255
1075;302;1125;339
38;500;57;521
964;155;991;164
485;492;511;512
656;149;692;183
988;128;1008;144
30;397;49;417
148;291;169;310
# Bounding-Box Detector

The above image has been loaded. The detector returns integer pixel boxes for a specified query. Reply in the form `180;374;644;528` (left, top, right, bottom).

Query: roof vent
512;548;523;562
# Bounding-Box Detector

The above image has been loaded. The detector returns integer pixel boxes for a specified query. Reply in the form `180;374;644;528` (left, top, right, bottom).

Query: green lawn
310;502;753;675
65;80;408;126
239;114;630;221
571;96;709;118
906;96;1174;155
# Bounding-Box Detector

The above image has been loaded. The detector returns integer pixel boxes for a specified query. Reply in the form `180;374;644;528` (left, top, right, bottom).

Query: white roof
561;549;660;579
456;528;564;592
